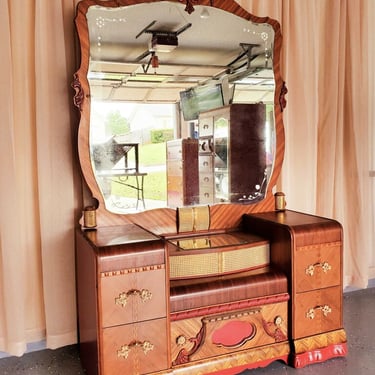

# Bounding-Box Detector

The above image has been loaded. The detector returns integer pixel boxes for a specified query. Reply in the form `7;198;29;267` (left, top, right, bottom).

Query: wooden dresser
198;104;270;204
166;139;199;208
76;210;347;374
73;1;347;374
76;225;169;375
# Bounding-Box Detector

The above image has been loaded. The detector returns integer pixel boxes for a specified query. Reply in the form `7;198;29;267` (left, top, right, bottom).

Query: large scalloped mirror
73;0;286;230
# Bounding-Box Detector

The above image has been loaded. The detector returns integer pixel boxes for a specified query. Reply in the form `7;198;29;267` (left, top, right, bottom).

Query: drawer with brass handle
102;318;168;374
294;242;341;293
293;286;342;339
100;266;166;327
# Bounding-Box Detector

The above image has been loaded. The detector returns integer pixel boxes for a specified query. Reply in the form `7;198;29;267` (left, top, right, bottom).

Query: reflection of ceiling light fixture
142;52;160;73
200;8;210;19
151;54;159;68
150;34;178;53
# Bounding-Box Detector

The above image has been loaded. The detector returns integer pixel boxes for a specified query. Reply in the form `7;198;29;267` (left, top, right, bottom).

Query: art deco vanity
73;1;347;374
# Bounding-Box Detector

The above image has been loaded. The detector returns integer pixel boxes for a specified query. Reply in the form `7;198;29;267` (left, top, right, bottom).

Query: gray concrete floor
0;287;373;374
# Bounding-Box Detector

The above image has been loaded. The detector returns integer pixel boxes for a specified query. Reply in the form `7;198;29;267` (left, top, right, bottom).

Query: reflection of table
97;170;147;210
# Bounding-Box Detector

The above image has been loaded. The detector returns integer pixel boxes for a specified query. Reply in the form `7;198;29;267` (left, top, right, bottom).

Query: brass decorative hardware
176;335;187;346
115;289;152;307
305;261;332;276
306;305;332;320
274;315;283;326
117;340;154;359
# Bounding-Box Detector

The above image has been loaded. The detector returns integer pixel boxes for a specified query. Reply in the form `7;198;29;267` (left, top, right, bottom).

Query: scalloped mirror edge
72;0;286;235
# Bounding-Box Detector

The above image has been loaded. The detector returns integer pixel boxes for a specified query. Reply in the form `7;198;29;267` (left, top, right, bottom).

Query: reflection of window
214;138;228;169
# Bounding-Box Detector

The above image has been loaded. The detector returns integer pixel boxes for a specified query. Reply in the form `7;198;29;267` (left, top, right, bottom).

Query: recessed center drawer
171;300;288;365
100;266;166;327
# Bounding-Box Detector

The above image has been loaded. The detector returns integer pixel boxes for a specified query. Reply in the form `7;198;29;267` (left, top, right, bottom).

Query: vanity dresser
73;1;347;374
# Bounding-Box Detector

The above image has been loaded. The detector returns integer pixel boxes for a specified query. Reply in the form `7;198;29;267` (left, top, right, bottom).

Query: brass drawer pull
306;304;332;319
305;261;332;276
117;340;154;359
115;289;152;307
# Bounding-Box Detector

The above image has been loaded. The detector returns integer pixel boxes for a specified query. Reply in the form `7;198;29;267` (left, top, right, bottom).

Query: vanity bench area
73;1;347;373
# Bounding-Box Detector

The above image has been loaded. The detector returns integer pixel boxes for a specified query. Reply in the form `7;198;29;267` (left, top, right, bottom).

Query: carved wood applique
172;323;206;365
279;81;288;112
262;317;287;342
72;73;84;111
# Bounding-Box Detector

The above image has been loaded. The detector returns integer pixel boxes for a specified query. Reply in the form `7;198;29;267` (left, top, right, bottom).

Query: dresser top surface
247;210;340;227
81;224;160;248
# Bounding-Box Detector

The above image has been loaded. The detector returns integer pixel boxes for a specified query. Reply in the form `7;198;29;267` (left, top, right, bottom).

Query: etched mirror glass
85;2;275;213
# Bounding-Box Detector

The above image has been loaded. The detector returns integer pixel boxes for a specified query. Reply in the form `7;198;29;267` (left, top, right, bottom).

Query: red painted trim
292;342;348;368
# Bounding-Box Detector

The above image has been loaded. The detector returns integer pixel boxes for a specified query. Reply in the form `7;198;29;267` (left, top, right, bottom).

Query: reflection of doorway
90;101;179;213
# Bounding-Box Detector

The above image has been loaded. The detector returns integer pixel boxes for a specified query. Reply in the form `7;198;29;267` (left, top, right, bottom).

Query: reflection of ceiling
86;2;275;103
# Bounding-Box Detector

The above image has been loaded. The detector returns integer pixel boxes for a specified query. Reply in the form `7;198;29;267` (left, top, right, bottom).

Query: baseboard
0;340;47;359
344;277;375;293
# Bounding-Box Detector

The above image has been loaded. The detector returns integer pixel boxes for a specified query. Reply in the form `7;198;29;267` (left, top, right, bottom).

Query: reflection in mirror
85;2;276;214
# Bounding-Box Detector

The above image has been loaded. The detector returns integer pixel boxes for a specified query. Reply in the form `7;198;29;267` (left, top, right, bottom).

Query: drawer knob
306;304;332;320
176;335;187;346
115;289;152;307
305;261;332;276
117;340;154;359
274;316;283;326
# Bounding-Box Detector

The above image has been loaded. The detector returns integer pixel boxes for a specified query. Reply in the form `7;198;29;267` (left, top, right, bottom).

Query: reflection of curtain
237;0;374;288
0;0;373;358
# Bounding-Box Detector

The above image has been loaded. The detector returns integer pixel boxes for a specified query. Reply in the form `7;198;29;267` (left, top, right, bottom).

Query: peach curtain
0;0;373;357
237;0;374;288
0;0;81;356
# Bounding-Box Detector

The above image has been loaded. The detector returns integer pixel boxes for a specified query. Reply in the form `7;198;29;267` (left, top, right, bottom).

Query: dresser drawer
199;185;214;204
199;116;213;136
199;154;213;173
294;242;341;293
167;175;183;191
171;301;288;365
100;267;166;327
102;318;168;374
167;160;183;176
293;286;342;339
199;172;214;187
167;144;182;160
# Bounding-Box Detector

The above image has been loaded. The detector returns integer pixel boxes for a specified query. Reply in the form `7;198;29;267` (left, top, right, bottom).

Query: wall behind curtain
0;0;373;357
